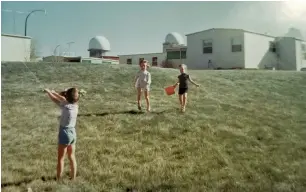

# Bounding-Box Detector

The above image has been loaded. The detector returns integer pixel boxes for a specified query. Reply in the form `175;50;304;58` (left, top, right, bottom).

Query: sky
1;1;306;57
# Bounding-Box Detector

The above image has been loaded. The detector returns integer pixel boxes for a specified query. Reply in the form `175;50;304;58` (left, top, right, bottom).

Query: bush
161;60;176;68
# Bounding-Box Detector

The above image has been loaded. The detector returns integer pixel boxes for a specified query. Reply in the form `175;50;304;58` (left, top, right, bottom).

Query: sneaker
138;105;142;110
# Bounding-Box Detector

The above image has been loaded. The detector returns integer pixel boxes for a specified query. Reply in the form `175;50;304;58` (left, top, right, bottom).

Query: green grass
1;62;306;192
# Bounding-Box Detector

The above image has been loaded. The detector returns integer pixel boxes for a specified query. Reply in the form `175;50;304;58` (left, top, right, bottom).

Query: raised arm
51;90;67;102
44;89;66;106
188;76;200;87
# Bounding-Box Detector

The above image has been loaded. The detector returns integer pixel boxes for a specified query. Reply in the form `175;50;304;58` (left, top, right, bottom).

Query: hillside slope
1;62;306;192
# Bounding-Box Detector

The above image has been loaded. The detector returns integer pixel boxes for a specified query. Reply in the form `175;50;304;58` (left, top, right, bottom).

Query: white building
1;33;32;62
275;37;306;71
118;32;187;68
186;28;306;71
42;35;119;65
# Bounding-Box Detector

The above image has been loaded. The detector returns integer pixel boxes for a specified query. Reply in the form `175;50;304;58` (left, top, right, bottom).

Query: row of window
126;42;306;64
202;38;244;54
202;39;277;54
166;50;186;59
126;57;158;65
302;44;306;60
126;51;187;64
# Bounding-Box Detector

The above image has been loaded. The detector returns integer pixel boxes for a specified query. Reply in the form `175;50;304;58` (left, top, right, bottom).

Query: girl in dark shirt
173;64;200;112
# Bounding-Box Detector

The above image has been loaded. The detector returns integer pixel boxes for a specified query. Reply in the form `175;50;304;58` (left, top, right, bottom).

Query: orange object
165;86;176;95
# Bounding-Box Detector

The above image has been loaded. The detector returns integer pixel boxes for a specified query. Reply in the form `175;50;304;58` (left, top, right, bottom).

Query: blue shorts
58;126;76;145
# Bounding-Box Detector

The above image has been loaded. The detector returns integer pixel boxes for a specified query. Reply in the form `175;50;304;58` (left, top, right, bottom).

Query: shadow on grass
125;183;176;192
1;176;56;188
78;110;169;117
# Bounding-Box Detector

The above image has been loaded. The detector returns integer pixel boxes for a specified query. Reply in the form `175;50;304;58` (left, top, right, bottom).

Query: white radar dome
165;32;185;45
88;36;110;51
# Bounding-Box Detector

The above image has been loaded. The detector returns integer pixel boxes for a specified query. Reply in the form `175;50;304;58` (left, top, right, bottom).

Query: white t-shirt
135;70;151;88
59;101;79;128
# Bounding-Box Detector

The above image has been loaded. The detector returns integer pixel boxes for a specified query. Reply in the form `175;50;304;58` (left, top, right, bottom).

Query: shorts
136;84;150;91
58;126;76;145
178;88;188;95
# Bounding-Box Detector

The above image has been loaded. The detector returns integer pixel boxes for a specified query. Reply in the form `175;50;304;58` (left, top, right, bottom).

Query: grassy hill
1;62;306;192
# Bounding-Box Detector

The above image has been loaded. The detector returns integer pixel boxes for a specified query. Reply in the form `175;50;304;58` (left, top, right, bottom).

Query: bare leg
57;144;67;181
144;90;151;112
137;88;142;110
182;93;188;112
67;144;77;180
179;94;183;111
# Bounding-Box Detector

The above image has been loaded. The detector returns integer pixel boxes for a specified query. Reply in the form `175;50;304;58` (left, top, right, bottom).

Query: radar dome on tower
163;32;185;52
88;36;111;58
165;32;185;45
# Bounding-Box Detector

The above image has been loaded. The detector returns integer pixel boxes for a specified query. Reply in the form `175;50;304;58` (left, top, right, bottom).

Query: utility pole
25;9;46;36
67;42;75;56
54;45;60;56
1;9;29;34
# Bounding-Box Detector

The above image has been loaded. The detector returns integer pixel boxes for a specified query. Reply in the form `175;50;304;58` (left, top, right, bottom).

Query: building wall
43;56;64;62
1;34;31;62
81;57;119;64
119;53;166;66
82;57;103;64
275;37;297;70
186;30;215;69
244;32;277;69
295;40;306;71
186;29;245;69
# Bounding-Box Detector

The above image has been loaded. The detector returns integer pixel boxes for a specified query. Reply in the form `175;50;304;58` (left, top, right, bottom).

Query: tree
30;39;38;61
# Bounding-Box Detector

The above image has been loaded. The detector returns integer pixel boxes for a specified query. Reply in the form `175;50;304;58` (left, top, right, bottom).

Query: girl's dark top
178;73;190;88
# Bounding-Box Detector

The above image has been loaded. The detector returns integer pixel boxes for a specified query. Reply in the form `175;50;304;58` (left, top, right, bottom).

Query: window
302;43;306;52
181;51;187;59
167;51;181;59
166;50;186;59
269;41;276;52
152;57;158;66
302;43;306;60
127;58;132;64
203;39;213;54
231;37;242;52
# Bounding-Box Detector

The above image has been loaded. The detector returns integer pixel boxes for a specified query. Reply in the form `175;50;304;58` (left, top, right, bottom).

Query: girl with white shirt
134;60;151;112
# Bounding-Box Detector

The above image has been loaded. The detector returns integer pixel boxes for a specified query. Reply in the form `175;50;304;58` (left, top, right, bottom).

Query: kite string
21;61;45;90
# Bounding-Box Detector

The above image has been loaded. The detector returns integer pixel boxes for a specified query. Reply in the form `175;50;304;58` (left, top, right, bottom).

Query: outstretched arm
188;76;200;87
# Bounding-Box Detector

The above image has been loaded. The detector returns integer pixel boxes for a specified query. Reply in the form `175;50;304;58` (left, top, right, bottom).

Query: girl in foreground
134;60;152;112
44;88;79;181
173;64;200;112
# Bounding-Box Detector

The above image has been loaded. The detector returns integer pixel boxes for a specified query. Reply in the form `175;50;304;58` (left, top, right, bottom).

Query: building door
152;57;158;66
127;59;132;64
